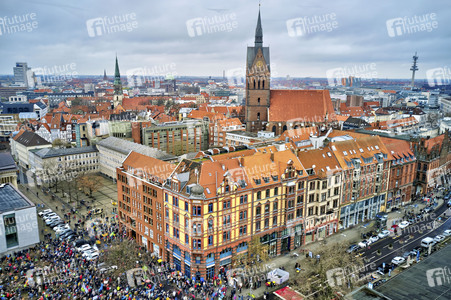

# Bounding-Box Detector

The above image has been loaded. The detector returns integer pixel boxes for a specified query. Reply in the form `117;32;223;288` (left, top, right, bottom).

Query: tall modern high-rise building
13;62;30;87
113;56;123;107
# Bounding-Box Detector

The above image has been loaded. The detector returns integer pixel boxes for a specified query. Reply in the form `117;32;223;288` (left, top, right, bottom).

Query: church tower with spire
245;7;271;132
113;56;123;107
103;69;108;81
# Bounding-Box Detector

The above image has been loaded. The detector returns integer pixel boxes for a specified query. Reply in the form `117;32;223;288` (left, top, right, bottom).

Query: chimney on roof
270;152;274;162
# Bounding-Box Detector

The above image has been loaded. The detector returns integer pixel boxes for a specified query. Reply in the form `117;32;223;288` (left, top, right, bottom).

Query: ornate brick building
244;10;337;134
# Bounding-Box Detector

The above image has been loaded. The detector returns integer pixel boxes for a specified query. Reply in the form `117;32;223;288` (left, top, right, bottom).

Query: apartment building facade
118;149;308;279
414;132;451;193
141;120;208;156
117;151;175;258
28;146;99;185
380;137;417;209
329;135;392;229
297;148;342;243
209;118;245;147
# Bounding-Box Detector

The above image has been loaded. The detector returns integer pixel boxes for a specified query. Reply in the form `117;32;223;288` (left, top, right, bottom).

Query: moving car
391;256;405;265
443;229;451;236
347;244;360;253
378;230;391;239
398;221;410;229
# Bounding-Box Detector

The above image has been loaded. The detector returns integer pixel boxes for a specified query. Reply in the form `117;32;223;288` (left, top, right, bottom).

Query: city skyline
0;0;450;79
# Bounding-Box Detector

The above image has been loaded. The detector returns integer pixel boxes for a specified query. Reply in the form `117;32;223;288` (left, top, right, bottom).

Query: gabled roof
122;151;176;185
13;130;51;147
269;90;337;122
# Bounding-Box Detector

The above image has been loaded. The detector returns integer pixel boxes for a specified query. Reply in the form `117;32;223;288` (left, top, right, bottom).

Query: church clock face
256;60;264;68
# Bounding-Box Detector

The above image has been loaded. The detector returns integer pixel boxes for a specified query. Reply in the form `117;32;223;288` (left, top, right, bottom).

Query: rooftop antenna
410;52;419;89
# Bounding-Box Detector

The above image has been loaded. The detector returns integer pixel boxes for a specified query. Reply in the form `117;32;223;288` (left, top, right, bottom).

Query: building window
256;222;261;231
274;187;279;195
208;235;213;246
185;201;189;211
273;201;278;210
3;214;18;248
273;216;277;226
257;191;261;200
265;189;270;198
265;204;270;214
264;218;269;228
297;195;303;204
223;231;230;241
208;203;213;213
256;205;261;216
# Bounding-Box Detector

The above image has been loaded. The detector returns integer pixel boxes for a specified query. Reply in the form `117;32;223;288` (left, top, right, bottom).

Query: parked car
347;244;360;253
358;240;371;248
443;229;451;236
92;208;103;215
38;209;52;217
398;221;410;229
377;263;394;275
369;236;379;243
402;251;416;259
423;207;433;213
43;213;57;221
73;239;90;248
378;230;391;239
55;226;70;234
49;220;65;228
434;235;445;243
76;244;92;252
85;252;99;261
45;216;61;225
54;224;70;232
447;200;451;207
391;257;406;265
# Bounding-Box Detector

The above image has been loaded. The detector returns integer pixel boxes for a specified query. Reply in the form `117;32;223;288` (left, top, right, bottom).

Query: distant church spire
255;6;263;48
103;69;108;81
114;56;122;96
113;55;123;108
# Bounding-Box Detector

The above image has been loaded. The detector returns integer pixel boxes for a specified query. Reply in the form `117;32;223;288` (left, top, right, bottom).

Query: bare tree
78;174;104;197
291;242;365;299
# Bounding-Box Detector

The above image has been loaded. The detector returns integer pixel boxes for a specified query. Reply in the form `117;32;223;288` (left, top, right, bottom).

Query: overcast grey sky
0;0;450;79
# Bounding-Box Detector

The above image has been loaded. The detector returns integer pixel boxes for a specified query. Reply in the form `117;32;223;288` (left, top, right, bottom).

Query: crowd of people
0;213;258;300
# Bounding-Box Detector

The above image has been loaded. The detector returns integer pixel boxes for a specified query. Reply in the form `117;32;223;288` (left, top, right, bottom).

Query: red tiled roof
269;90;337;122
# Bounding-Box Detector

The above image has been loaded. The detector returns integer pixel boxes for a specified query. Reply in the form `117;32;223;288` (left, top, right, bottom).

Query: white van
421;237;436;248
